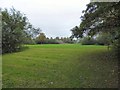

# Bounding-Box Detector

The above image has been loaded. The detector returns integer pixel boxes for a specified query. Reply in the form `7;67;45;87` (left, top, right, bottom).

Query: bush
1;8;39;53
95;33;111;45
23;36;36;45
2;8;28;53
44;39;64;44
81;37;96;45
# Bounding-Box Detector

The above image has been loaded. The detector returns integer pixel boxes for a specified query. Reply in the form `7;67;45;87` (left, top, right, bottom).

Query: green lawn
2;44;118;88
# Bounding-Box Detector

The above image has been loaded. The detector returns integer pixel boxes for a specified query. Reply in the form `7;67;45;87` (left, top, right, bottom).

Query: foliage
70;26;83;39
71;2;120;55
60;37;74;44
44;39;63;44
35;33;46;44
80;36;96;45
80;2;120;35
35;35;74;44
95;32;112;45
2;8;27;53
23;36;36;45
1;8;41;53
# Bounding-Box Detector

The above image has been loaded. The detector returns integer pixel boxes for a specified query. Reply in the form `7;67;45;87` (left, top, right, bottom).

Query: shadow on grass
19;46;29;52
2;46;29;55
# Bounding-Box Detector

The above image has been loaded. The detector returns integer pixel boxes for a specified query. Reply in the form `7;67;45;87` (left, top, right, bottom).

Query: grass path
2;44;118;88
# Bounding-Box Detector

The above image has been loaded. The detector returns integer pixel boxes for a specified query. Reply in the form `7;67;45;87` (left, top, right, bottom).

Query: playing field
2;44;118;88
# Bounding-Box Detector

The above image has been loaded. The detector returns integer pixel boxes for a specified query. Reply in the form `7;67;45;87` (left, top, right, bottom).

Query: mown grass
2;44;118;88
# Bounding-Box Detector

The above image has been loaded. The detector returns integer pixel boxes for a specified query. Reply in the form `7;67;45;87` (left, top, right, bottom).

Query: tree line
35;33;75;44
1;2;120;54
23;32;75;44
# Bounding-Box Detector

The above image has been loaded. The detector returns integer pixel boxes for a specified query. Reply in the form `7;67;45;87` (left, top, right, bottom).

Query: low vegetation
2;44;118;88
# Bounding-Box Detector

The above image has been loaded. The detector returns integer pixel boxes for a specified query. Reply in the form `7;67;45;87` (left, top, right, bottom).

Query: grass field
2;44;118;88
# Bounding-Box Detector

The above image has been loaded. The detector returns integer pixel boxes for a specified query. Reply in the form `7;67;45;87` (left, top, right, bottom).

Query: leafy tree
1;8;41;53
71;2;120;52
55;37;59;40
36;33;46;44
2;8;28;53
79;2;120;48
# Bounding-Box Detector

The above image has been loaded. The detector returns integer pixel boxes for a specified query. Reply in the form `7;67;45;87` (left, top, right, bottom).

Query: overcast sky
0;0;90;38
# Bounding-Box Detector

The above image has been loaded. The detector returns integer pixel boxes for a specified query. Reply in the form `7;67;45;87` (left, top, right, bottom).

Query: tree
79;2;120;48
55;37;59;40
1;8;41;53
71;2;120;50
36;33;46;44
2;8;28;53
